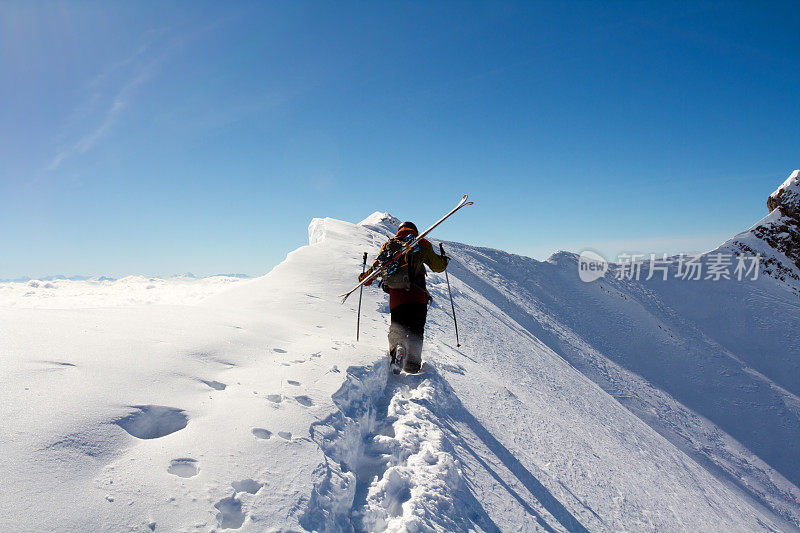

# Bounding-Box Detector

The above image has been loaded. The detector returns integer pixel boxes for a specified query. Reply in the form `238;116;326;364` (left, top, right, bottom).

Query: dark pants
388;302;428;369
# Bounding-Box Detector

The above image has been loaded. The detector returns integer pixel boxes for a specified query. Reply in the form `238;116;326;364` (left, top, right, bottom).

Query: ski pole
439;243;461;347
356;252;368;341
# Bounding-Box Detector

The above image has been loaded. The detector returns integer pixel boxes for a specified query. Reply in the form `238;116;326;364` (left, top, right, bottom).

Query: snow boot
403;352;422;373
390;345;406;375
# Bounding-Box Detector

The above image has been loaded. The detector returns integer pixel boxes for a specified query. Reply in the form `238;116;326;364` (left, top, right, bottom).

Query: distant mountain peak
358;212;401;235
350;212;400;241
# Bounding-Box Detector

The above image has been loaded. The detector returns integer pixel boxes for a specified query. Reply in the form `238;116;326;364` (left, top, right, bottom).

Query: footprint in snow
167;458;198;478
252;428;272;439
272;348;287;354
294;395;314;407
215;496;245;529
278;431;292;440
200;379;226;391
114;405;188;440
287;380;301;386
266;394;282;403
232;479;263;494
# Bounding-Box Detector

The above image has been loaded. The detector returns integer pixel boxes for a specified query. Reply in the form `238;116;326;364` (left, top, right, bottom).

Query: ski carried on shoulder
340;194;474;303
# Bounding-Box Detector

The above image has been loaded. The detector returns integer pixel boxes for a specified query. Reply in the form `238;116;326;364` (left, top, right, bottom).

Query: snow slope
2;205;798;531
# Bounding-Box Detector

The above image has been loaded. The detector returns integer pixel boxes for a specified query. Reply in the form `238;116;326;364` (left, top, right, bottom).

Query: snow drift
2;172;799;531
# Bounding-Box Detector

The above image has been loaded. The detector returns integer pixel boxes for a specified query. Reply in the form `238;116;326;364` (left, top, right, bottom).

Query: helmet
398;221;418;234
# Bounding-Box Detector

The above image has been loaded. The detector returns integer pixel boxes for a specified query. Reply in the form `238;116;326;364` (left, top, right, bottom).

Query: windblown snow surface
2;207;799;531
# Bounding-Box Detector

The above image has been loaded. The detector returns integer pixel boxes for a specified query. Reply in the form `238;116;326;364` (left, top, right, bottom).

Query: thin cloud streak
45;35;165;172
44;16;240;173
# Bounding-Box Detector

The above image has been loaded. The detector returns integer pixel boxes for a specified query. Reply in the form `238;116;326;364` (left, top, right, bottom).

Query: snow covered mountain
2;172;799;532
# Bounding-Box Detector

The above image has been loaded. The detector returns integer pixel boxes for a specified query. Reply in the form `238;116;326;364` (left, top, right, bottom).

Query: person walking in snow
358;221;449;373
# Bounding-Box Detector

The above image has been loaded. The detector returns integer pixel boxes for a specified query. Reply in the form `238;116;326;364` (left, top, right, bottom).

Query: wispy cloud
46;32;166;172
45;12;249;172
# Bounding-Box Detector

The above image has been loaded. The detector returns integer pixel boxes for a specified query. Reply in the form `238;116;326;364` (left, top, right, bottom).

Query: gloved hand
358;271;373;286
403;234;420;253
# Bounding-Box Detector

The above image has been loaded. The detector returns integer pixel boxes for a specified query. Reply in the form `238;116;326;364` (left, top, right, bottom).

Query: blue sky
2;1;798;278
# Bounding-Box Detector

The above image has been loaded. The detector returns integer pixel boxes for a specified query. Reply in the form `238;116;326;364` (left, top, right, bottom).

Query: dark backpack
377;238;415;290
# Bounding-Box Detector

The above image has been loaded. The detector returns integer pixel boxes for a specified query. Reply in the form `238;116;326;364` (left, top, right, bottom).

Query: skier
358;221;449;373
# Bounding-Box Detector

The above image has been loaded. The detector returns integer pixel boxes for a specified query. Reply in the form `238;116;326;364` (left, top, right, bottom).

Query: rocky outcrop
756;170;800;273
726;170;800;288
768;170;800;216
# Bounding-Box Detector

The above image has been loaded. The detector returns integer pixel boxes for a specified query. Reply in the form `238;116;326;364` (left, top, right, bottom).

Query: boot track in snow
300;361;499;532
299;357;598;532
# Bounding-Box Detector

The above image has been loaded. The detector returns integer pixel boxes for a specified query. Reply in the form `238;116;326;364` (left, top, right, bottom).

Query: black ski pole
356;252;368;341
439;243;461;347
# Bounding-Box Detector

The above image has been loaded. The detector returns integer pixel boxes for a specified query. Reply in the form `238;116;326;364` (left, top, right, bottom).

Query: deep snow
2;205;799;531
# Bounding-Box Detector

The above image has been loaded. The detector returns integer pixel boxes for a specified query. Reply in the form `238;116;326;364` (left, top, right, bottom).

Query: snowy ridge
3;192;799;531
296;214;791;531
